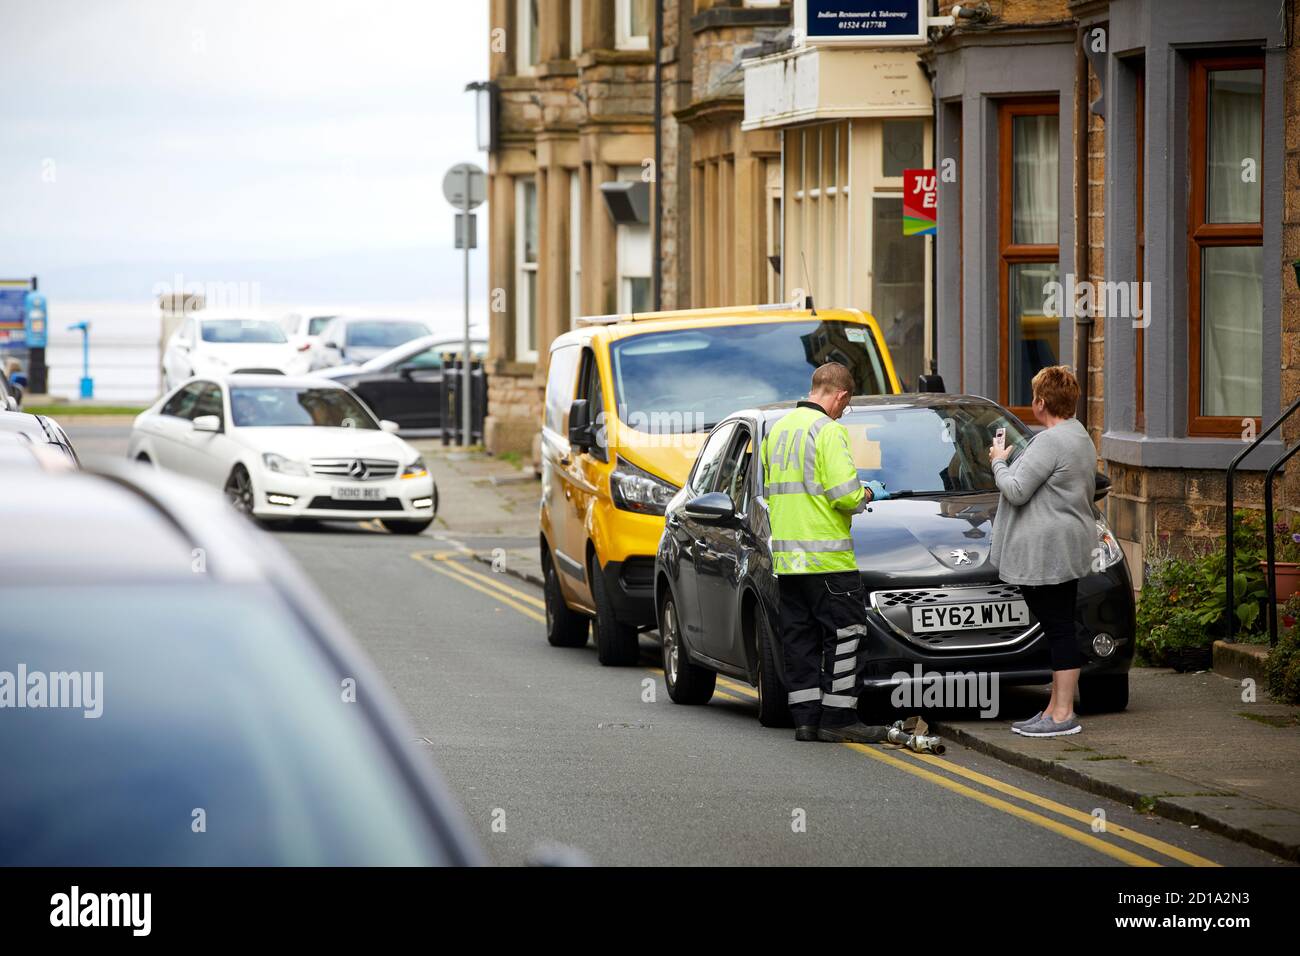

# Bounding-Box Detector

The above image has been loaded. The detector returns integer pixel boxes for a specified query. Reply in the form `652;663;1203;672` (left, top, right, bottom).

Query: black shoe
818;722;889;744
794;725;820;742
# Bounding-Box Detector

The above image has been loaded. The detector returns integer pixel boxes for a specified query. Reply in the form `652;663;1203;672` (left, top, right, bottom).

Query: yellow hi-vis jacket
760;403;866;575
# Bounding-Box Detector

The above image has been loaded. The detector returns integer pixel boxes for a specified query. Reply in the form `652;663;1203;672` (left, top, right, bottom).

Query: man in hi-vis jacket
760;362;889;743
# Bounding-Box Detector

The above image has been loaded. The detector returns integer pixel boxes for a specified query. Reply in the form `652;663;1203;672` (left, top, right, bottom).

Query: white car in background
312;317;432;371
127;375;437;534
161;311;306;390
279;312;341;372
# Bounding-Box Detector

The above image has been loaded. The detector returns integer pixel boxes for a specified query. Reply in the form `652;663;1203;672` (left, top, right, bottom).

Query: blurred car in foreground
161;311;306;390
0;463;483;865
654;394;1134;725
0;431;78;471
0;410;80;467
315;334;488;432
312;317;432;371
127;375;437;533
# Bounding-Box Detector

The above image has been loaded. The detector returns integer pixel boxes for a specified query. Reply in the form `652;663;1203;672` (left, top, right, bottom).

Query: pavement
412;439;1300;863
60;420;1300;865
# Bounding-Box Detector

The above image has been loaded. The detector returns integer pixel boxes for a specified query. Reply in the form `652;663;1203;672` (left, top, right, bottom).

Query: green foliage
1265;595;1300;705
1135;510;1271;665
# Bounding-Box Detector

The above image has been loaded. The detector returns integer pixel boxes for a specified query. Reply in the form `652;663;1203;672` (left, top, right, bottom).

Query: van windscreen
608;320;891;433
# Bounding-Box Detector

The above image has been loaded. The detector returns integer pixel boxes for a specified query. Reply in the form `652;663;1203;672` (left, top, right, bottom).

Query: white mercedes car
127;375;437;533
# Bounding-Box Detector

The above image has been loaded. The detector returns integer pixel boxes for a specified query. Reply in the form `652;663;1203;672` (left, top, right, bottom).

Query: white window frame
615;166;652;313
615;0;650;51
516;177;539;362
515;0;539;76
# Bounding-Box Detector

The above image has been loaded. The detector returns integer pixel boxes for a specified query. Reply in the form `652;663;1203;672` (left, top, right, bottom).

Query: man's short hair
1031;365;1080;418
811;362;855;396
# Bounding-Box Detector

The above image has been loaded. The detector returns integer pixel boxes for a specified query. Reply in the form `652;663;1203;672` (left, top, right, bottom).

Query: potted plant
1148;606;1215;673
1261;519;1300;603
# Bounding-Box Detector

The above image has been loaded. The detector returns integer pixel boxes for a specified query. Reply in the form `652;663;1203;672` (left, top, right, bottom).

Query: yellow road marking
843;742;1160;866
410;552;546;623
413;550;547;609
411;550;1207;866
905;751;1219;867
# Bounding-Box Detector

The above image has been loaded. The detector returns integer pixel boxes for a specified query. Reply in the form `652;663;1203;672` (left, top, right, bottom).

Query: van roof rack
573;300;816;327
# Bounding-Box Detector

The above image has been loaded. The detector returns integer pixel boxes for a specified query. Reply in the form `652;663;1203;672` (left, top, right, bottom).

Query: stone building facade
928;0;1298;580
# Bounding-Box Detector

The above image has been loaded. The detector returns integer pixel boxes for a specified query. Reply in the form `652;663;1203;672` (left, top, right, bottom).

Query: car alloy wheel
662;599;680;687
225;468;254;514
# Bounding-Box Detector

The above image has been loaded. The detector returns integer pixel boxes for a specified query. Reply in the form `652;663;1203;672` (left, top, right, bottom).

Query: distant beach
13;300;486;403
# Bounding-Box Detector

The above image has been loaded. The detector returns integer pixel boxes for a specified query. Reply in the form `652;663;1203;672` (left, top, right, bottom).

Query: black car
324;335;487;432
0;461;483;865
653;394;1135;727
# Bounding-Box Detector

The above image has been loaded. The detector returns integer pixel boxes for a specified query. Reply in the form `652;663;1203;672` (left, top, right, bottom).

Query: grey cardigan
989;417;1097;586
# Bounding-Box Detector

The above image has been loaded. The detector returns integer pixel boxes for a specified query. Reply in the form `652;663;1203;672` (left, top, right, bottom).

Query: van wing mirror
568;399;593;449
917;374;946;393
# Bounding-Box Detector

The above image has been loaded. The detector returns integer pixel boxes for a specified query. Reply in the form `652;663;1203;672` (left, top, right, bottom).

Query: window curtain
1207;70;1263;223
1012;115;1059;245
1201;246;1263;417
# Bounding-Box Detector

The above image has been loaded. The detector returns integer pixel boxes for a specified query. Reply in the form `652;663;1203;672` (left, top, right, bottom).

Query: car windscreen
229;386;378;428
200;320;288;344
345;321;429;349
609;320;892;434
307;316;336;336
838;404;1033;496
0;584;449;865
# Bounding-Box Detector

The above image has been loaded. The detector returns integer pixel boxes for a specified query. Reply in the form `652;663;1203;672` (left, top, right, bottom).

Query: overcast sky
0;0;489;307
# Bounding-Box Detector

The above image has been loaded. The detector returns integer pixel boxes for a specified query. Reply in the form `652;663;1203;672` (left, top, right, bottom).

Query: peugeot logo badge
348;459;369;480
950;548;972;566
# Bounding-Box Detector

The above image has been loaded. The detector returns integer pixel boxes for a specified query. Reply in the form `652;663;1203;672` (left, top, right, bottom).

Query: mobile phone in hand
993;427;1006;451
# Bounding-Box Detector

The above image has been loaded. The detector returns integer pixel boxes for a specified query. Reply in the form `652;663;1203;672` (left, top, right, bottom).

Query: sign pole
462;167;473;448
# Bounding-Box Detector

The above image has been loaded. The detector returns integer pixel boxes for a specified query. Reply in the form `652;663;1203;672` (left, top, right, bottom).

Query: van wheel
543;550;589;648
756;606;794;727
1080;674;1129;714
659;593;715;704
590;555;640;666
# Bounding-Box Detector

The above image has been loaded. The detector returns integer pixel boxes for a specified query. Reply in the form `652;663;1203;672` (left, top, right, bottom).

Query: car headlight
262;452;307;476
610;456;678;516
401;457;428;479
1094;516;1123;571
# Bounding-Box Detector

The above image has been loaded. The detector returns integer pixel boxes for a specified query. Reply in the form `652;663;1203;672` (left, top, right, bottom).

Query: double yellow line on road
411;548;1219;868
410;549;546;624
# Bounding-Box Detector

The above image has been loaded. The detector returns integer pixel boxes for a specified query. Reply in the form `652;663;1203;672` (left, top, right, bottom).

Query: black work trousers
778;570;868;728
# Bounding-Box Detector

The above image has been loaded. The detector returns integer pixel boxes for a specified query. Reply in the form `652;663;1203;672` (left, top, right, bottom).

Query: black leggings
1019;579;1084;671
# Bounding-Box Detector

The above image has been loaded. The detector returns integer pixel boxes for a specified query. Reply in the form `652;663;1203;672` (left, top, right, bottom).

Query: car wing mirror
192;414;221;433
1094;471;1111;501
380;419;400;434
567;399;593;450
683;491;735;523
917;373;946;393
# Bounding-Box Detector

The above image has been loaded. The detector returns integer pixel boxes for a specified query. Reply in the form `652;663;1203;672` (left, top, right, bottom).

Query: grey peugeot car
653;393;1135;727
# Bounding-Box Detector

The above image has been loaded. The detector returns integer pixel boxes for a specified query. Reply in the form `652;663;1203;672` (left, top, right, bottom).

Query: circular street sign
442;163;486;209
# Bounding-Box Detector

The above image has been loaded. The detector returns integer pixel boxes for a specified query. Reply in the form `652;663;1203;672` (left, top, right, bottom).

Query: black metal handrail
1226;394;1300;645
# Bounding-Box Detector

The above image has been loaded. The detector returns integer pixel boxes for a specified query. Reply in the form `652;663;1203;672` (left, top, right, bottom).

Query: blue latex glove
863;480;889;501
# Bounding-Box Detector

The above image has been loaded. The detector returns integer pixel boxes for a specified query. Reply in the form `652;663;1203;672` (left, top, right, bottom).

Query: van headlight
610;457;678;516
262;452;307;476
1095;516;1123;570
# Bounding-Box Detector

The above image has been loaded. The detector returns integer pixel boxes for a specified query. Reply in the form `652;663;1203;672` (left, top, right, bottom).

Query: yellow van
539;304;902;665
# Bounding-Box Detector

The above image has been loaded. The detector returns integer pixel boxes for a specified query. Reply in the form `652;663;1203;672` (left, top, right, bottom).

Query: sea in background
17;299;486;404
